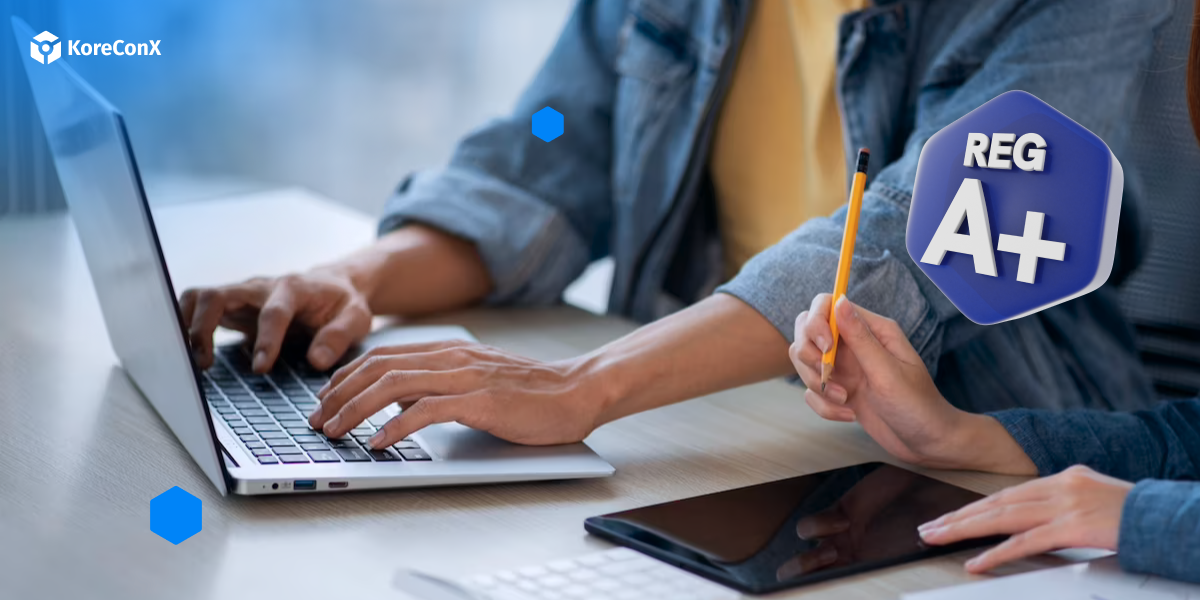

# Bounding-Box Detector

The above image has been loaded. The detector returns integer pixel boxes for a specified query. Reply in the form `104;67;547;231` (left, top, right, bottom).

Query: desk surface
0;189;1064;599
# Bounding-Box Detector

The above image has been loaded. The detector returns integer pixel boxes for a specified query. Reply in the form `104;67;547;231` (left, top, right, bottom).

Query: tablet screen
584;462;1001;594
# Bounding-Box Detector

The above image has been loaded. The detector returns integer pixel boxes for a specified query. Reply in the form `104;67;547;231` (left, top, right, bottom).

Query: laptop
13;16;614;495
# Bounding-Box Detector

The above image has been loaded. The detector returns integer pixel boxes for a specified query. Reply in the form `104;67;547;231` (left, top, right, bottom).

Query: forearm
578;293;794;425
989;401;1200;481
327;225;492;317
1119;480;1200;583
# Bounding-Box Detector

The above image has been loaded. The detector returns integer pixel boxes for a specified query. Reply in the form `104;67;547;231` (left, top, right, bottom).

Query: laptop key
398;449;432;461
245;416;275;424
274;447;304;455
335;448;371;462
245;441;267;449
392;441;420;450
250;448;274;457
238;433;259;442
266;439;297;448
327;439;359;449
240;409;268;417
258;456;279;465
300;442;330;451
308;451;341;463
279;454;310;464
368;449;400;462
232;426;253;435
293;435;324;444
260;431;289;439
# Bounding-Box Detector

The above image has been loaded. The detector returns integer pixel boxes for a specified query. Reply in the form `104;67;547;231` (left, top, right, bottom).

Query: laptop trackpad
419;422;585;462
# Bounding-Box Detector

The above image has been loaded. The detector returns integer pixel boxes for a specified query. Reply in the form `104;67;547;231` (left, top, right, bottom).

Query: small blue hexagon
532;107;563;142
150;486;202;545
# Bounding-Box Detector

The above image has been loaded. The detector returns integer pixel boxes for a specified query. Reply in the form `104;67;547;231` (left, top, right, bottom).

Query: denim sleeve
717;0;1169;374
989;400;1200;481
378;1;624;306
1118;480;1200;583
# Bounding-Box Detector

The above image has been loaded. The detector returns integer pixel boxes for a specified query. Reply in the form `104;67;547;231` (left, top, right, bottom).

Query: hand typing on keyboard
180;269;372;373
308;340;605;449
206;345;433;466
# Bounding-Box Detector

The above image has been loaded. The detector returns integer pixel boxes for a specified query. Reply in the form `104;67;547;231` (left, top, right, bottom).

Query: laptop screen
13;16;228;494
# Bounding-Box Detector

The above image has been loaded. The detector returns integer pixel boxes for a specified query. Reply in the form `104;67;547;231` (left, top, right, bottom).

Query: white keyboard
460;547;741;600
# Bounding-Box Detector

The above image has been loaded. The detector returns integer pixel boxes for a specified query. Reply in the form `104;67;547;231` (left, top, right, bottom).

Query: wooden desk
0;189;1055;599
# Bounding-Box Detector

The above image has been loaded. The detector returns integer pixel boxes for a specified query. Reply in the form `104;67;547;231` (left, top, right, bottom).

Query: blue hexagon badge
150;486;202;545
906;90;1123;325
531;107;563;142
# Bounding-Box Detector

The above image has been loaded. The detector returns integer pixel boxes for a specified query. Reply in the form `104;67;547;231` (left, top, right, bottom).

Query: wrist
558;350;632;431
949;413;1038;475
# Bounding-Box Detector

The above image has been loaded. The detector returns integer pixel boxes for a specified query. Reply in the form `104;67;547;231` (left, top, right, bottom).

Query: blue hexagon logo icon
531;107;563;142
906;91;1123;325
150;486;202;545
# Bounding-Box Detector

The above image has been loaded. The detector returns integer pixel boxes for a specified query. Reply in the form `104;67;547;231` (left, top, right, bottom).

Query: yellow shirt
710;0;868;278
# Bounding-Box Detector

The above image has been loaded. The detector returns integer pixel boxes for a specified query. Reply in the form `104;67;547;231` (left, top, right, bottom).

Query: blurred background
1;0;611;310
1;0;572;215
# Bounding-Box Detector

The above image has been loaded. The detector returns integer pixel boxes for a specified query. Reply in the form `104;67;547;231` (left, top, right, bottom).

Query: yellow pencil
821;148;870;391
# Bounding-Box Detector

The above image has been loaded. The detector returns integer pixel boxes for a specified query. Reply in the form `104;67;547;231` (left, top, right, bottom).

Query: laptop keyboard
201;345;431;466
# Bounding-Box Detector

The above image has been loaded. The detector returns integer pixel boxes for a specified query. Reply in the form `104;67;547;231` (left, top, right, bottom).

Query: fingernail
252;350;268;371
368;432;386;449
828;386;848;404
919;517;944;531
310;345;334;369
919;526;942;541
965;556;982;570
308;406;323;424
323;415;342;434
816;336;830;352
818;545;838;565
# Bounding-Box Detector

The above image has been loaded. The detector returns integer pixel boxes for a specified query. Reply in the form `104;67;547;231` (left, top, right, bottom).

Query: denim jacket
993;401;1200;583
381;0;1170;413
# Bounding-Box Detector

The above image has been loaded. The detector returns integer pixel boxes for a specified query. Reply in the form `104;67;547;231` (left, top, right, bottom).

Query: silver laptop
14;16;613;496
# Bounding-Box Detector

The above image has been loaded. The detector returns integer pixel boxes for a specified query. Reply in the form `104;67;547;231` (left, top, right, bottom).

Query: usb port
293;480;317;491
328;481;349;489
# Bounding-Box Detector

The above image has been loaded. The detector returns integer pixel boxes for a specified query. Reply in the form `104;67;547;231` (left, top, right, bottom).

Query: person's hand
919;465;1133;573
790;295;967;467
789;296;1036;475
309;341;609;447
179;268;372;373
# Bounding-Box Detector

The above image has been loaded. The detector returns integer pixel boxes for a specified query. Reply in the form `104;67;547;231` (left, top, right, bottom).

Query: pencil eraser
906;90;1122;325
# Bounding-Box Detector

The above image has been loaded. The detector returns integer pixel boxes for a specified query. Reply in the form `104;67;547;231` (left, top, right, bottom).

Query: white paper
902;557;1199;600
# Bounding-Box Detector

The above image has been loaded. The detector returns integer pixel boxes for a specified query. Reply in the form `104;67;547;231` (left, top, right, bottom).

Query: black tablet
584;462;1003;595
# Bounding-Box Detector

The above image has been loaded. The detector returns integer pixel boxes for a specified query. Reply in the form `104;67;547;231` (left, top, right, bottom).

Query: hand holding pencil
821;148;870;391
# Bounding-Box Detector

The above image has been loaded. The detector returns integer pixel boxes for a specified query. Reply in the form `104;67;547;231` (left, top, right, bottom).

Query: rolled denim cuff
1118;479;1200;583
989;409;1063;476
379;167;590;307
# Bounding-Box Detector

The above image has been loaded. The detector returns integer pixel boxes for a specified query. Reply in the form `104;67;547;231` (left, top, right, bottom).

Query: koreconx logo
30;31;60;64
29;30;161;64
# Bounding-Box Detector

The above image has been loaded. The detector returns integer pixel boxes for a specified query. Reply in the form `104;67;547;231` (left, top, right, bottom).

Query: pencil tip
820;383;826;393
858;147;870;155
